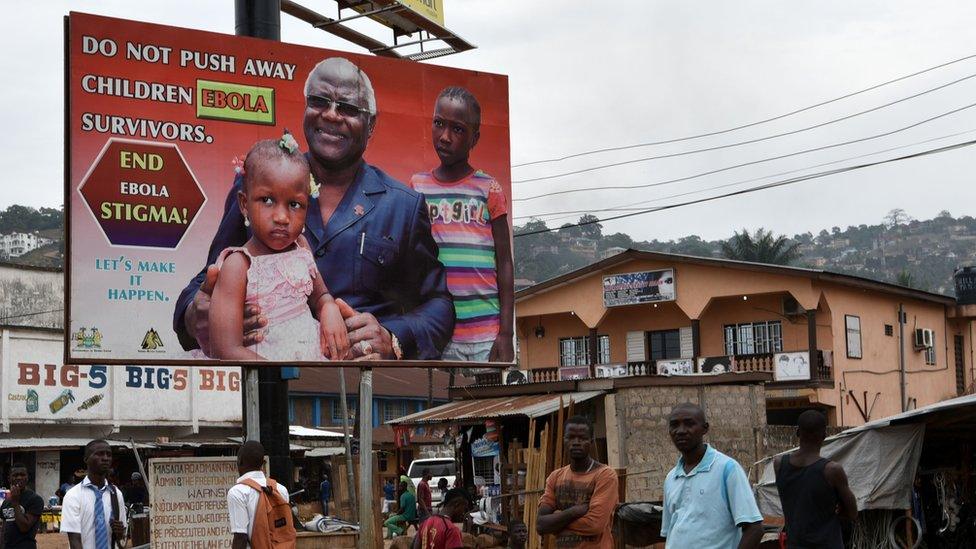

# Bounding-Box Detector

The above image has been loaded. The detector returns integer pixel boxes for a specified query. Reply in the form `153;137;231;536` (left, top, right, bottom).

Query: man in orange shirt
537;416;618;548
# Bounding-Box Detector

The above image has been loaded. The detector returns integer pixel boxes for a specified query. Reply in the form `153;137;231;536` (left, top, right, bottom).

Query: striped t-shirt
410;170;508;344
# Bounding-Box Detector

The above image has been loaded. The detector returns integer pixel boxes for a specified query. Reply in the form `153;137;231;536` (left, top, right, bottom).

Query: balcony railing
733;350;832;381
472;351;832;386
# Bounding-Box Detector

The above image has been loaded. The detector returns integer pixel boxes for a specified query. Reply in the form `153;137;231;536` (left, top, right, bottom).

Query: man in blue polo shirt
661;403;763;549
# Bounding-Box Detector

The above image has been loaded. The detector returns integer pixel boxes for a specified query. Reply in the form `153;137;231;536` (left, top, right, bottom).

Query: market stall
755;393;976;548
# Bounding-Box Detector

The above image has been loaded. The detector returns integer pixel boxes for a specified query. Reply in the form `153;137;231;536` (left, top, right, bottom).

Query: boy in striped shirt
410;87;514;363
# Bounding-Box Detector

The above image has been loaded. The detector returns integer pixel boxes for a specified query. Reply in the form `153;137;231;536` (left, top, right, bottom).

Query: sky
2;1;975;241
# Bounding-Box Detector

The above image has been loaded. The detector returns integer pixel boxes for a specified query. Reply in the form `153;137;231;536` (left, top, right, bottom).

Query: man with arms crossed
536;415;618;548
774;410;857;548
661;403;762;549
61;440;126;549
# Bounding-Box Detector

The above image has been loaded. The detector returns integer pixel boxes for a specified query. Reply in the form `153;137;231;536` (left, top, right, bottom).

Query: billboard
66;13;512;366
773;352;811;381
3;330;240;425
603;269;675;307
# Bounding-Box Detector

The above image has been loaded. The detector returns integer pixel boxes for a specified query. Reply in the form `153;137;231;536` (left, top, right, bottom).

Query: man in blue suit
173;57;454;360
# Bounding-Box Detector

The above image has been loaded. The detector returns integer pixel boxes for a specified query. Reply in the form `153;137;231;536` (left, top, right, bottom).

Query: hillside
514;210;976;295
3;204;972;295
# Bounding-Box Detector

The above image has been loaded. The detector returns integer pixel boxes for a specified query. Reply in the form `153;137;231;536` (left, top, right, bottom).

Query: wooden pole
357;368;374;549
245;367;260;441
338;368;357;511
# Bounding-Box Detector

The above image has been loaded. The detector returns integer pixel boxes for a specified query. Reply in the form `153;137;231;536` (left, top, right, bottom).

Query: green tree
576;214;603;240
720;228;801;265
896;268;917;288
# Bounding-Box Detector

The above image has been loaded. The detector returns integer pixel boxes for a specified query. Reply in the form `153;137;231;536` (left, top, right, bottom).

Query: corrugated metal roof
305;446;346;457
386;391;603;425
0;439;151;450
289;426;345;438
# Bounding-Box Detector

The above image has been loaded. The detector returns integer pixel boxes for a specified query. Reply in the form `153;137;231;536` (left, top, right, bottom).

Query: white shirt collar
236;470;266;483
81;476;109;489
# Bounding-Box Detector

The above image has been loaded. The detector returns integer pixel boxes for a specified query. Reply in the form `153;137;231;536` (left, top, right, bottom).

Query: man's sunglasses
306;95;370;117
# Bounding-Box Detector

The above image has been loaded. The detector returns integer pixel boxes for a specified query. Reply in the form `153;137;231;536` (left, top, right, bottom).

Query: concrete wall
608;383;766;502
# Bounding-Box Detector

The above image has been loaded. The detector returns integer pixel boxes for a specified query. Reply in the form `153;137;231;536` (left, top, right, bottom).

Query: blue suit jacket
173;161;454;360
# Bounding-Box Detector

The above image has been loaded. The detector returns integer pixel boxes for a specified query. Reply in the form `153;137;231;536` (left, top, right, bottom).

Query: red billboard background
67;12;511;365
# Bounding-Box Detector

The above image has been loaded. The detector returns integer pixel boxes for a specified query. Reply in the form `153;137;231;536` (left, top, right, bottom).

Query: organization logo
72;326;109;353
139;328;165;353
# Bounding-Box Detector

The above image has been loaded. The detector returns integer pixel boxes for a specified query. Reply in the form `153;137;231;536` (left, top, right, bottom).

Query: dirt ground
36;533;68;549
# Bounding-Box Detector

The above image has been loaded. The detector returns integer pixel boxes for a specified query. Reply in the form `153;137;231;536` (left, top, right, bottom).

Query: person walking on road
417;471;433;522
536;415;618;548
319;469;331;517
774;410;858;548
1;463;45;549
60;440;127;549
226;441;292;549
661;403;762;549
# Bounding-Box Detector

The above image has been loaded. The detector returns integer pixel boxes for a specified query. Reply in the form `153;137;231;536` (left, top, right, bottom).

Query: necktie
87;484;110;549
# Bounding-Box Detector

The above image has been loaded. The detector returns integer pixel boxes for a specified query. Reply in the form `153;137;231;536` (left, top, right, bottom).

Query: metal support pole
338;368;357;511
245;367;260;441
357;368;374;549
899;304;908;412
236;0;290;484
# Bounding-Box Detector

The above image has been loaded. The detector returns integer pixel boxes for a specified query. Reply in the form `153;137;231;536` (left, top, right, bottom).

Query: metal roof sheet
386;391;603;425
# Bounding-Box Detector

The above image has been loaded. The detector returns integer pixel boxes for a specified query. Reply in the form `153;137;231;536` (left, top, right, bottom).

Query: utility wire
515;128;976;222
513;138;976;238
514;100;976;202
512;52;976;168
513;72;976;185
0;308;64;322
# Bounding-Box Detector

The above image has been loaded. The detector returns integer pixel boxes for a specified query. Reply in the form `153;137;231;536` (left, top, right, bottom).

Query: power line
513;72;976;185
512;52;976;168
513;138;976;238
514;100;976;202
0;308;64;322
515;128;976;222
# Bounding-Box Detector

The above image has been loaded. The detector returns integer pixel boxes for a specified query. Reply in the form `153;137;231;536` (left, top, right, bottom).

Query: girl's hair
242;138;310;191
437;86;481;132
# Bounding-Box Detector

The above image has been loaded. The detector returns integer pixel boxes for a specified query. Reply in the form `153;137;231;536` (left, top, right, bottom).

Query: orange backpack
239;478;296;549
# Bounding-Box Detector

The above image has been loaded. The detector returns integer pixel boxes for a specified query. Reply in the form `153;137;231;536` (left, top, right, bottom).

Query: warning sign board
149;456;239;548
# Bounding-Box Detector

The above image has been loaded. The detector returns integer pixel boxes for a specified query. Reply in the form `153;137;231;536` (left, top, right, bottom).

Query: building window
383;400;411;422
723;321;783;356
559;335;610;366
473;456;495;483
331;398;355;424
884;324;894;337
925;334;937;365
845;315;862;359
648;330;681;361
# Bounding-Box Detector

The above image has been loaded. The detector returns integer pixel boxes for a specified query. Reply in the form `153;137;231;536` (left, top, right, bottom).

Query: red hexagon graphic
78;139;206;248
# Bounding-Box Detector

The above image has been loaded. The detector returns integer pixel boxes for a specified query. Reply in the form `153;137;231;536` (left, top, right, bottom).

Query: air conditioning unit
502;370;528;385
782;296;804;316
914;329;934;349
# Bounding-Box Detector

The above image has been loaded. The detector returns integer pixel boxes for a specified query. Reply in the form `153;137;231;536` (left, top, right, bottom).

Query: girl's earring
302;226;306;234
244;216;250;227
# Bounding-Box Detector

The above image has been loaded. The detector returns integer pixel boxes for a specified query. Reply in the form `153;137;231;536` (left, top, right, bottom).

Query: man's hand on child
335;298;394;360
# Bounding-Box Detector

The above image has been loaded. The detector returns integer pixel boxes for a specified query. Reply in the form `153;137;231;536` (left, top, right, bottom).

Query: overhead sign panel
603;269;676;307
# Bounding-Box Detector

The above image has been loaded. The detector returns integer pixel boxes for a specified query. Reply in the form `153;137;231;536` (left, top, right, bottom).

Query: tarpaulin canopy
755;393;976;516
386;391;604;426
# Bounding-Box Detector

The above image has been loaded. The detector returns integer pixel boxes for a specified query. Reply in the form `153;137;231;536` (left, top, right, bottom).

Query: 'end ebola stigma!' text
99;151;189;226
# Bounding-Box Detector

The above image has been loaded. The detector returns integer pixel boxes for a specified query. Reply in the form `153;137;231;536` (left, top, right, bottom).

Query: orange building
515;250;976;427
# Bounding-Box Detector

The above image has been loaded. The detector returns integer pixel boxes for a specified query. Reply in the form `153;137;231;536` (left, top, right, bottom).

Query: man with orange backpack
227;441;296;549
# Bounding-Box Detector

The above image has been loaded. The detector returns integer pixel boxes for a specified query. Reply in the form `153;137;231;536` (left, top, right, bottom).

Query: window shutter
680;327;694;358
626;331;646;362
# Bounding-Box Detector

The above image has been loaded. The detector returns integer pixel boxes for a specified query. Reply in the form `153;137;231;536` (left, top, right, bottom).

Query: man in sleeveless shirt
774;410;858;548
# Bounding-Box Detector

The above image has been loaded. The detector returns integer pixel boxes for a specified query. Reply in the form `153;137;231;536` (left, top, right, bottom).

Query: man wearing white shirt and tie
60;440;126;549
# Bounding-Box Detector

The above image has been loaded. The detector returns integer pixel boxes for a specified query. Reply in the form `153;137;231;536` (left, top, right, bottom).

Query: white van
407;458;457;504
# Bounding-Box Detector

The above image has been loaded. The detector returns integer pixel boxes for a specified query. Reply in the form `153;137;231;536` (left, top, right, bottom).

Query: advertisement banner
149;457;238;548
4;331;240;424
603;269;675;307
66;13;512;366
